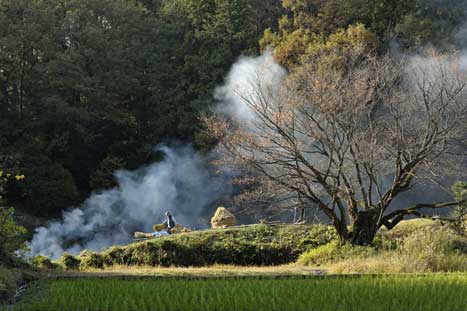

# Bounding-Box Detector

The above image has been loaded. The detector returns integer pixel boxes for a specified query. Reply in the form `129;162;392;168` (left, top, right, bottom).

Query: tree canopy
0;0;281;218
260;0;467;68
0;0;466;225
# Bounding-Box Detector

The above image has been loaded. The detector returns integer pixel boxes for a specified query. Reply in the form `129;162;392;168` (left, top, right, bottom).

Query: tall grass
300;222;467;274
396;226;467;272
5;274;467;311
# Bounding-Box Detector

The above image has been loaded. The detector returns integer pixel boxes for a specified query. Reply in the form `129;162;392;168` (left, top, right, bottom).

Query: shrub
297;240;376;266
79;253;104;270
60;253;81;270
0;267;17;302
276;224;337;256
206;241;291;266
31;255;60;270
0;207;27;266
102;247;126;266
128;242;161;266
383;219;440;240
396;226;467;272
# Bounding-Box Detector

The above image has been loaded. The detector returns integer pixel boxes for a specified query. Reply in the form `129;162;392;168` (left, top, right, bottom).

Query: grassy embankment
43;218;467;275
52;224;337;270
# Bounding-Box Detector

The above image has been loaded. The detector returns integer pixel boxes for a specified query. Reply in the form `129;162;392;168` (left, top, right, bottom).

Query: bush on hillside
396;226;467;272
31;256;60;271
60;253;81;270
102;247;127;266
327;223;467;274
79;253;105;270
297;240;376;266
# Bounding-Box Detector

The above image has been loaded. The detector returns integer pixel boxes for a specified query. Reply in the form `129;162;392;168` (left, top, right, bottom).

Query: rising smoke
28;52;282;259
214;50;287;125
28;146;231;258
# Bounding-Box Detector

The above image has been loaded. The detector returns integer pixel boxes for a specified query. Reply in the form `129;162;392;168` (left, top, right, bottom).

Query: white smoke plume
28;146;229;258
214;50;287;125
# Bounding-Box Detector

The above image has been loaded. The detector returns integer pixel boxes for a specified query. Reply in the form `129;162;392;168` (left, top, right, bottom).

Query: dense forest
1;0;466;225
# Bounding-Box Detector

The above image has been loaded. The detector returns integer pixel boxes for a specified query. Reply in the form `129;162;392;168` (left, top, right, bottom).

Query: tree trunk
349;210;379;246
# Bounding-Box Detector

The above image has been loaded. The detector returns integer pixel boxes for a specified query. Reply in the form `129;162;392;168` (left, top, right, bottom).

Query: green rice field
5;274;467;311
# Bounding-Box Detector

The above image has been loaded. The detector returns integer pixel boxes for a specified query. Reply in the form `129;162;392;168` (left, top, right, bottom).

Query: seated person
134;211;181;239
162;211;176;235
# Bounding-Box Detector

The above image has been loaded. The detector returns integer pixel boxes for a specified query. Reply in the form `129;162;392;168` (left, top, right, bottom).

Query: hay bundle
134;223;191;240
153;223;168;232
151;223;190;234
171;224;191;234
211;207;236;229
134;232;153;239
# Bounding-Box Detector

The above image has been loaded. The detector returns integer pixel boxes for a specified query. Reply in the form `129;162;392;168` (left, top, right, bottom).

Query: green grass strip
7;274;467;311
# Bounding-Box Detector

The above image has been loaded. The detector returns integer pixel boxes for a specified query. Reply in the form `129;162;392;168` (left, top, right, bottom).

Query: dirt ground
53;265;326;278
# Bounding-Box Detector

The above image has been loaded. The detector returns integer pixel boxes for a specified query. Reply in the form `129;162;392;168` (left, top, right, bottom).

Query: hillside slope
72;224;337;269
46;219;467;272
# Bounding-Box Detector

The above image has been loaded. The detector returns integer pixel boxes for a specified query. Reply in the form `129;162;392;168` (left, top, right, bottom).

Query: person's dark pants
166;228;172;235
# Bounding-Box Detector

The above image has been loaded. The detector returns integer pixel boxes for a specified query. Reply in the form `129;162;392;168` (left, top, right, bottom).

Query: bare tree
207;52;467;245
231;173;316;224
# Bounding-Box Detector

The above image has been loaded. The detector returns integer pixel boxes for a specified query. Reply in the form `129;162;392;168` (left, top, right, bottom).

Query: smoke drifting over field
28;146;230;258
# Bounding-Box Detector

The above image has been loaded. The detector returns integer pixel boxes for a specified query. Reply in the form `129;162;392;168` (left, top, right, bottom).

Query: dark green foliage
0;267;37;304
89;156;126;190
99;224;337;267
1;0;465;224
375;0;467;48
0;0;280;218
0;267;17;303
0;207;27;265
0;172;27;265
31;256;60;270
79;253;105;270
102;246;127;266
59;253;81;270
13;154;80;216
